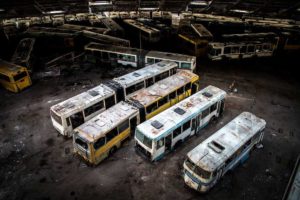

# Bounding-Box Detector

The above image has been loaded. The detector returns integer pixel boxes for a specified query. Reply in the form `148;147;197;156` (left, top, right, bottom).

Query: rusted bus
11;38;35;72
73;101;140;165
107;60;178;100
50;84;117;137
183;112;266;193
123;19;161;43
127;70;199;122
177;24;213;57
135;85;226;161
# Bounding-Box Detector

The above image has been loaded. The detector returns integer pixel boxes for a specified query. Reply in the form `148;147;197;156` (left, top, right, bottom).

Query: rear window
13;71;27;81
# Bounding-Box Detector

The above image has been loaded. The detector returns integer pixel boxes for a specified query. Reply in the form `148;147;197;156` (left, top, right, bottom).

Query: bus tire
109;146;117;155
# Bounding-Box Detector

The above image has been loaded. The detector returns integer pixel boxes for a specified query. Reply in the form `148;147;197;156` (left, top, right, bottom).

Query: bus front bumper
183;170;211;193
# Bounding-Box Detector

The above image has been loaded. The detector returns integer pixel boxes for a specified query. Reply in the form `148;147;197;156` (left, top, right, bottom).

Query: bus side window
252;131;261;142
105;95;116;109
169;91;176;100
158;96;168;107
224;47;231;54
210;102;218;113
118;120;129;133
106;128;118;142
146;78;154;87
173;126;182;138
182;120;191;132
146;102;158;114
184;83;191;92
202;108;210;118
84;101;104;117
0;73;11;82
94;137;106;150
177;86;184;96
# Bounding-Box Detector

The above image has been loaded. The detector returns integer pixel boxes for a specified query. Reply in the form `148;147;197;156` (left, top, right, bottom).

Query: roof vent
202;92;212;98
157;63;165;67
159;84;168;89
149;90;156;95
208;140;225;153
133;72;141;77
88;90;99;97
121;105;129;111
151;120;164;129
174;107;186;115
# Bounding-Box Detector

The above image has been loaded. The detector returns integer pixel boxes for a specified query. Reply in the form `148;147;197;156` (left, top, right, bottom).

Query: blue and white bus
134;85;226;161
183;112;266;193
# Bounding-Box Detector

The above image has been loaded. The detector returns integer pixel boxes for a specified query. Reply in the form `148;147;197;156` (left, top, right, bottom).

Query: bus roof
85;42;143;56
0;59;26;75
51;84;115;117
75;101;138;142
191;24;213;38
113;61;177;87
124;19;160;34
187;112;266;172
136;85;226;140
146;51;196;63
128;70;198;107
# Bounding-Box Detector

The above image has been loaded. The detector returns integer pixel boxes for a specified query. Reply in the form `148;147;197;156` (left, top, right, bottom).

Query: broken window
182;120;191;132
184;83;191;91
158;96;168;107
93;137;105;150
105;95;116;109
75;138;88;150
169;91;176;100
177;86;184;96
106;128;118;142
13;71;27;82
84;101;104;117
146;102;158;114
50;110;62;125
146;78;154;87
210;102;218;113
202;108;210;119
147;58;155;64
173;126;182;138
118;120;129;133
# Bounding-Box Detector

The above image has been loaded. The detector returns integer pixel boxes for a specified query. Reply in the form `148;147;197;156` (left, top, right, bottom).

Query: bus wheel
110;146;117;155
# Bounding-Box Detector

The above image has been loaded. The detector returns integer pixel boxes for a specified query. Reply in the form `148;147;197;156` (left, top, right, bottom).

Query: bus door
130;116;137;135
218;100;225;116
195;114;202;135
70;111;85;129
165;134;172;151
191;82;198;95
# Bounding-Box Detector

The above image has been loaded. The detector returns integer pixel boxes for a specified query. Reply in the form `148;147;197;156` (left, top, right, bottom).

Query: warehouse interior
0;1;300;200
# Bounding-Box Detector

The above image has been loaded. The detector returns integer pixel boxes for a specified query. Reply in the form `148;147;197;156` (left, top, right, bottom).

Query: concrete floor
0;59;299;200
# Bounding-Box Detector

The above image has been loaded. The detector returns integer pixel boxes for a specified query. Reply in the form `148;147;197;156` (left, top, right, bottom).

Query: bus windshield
13;71;28;82
50;110;62;125
185;158;212;179
75;137;88;150
136;129;153;149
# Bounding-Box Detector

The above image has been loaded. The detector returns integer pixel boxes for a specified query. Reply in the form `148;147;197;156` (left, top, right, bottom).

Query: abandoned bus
282;155;300;200
11;38;35;72
50;61;177;137
0;60;32;93
177;24;213;57
135;85;226;161
85;42;145;68
73;101;139;165
183;112;266;192
104;60;178;101
128;70;199;122
123;19;161;43
208;32;279;60
85;42;197;70
50;84;117;137
145;51;196;71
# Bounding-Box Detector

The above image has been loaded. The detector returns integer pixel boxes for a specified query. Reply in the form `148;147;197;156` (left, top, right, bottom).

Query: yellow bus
73;101;140;165
0;59;32;93
128;70;199;122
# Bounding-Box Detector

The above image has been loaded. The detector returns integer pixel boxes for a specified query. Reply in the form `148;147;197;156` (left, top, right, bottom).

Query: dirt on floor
0;58;299;200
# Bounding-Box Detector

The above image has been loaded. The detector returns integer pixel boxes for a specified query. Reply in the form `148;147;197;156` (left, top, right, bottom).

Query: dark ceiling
0;0;300;19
